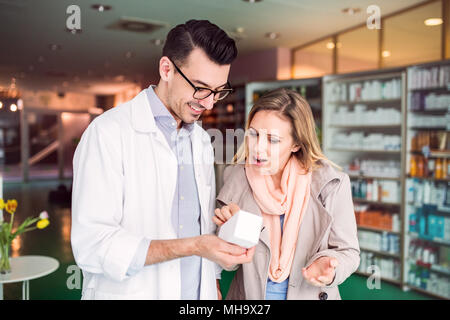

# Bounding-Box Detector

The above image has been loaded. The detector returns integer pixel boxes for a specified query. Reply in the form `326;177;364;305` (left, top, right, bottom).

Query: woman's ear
292;144;301;153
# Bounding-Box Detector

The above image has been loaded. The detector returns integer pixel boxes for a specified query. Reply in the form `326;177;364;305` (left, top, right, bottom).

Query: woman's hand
301;256;338;287
213;203;240;226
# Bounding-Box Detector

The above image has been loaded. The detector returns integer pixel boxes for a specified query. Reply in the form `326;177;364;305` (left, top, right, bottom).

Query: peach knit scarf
245;156;311;283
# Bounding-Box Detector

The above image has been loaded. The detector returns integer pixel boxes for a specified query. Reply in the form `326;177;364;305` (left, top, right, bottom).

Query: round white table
0;255;59;300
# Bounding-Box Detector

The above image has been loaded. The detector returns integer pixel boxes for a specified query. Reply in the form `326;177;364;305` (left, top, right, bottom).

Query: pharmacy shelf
328;148;401;154
357;225;401;235
327;98;401;105
406;284;449;300
348;174;401;181
330;124;402;129
355;271;401;285
409;232;450;246
406;175;450;183
407;203;450;214
403;59;450;300
323;67;407;294
408;258;450;277
359;247;400;259
409;150;450;158
353;198;401;207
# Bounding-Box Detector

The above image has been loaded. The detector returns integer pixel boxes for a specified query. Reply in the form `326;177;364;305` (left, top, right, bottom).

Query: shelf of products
404;60;450;299
245;77;322;144
323;68;407;292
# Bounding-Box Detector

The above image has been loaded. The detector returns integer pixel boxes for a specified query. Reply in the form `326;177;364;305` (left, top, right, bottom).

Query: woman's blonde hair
233;88;339;172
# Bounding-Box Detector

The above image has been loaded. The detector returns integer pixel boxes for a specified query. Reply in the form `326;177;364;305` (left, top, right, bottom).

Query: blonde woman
214;88;360;300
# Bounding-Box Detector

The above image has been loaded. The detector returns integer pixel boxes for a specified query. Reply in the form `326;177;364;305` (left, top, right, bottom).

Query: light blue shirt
265;214;289;300
126;85;202;300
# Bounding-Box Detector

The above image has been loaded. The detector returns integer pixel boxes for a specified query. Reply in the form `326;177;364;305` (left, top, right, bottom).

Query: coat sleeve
304;174;360;287
71;118;144;282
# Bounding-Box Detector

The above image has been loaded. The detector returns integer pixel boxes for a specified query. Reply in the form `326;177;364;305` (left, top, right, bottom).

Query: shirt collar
146;85;195;134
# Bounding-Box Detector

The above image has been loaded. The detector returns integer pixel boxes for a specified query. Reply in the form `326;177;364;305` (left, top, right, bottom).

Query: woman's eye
269;137;280;143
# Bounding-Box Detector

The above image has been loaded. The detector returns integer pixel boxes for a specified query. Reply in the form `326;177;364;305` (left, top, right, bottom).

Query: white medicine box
218;210;263;248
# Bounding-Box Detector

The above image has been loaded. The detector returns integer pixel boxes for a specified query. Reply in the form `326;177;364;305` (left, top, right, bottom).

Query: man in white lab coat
71;20;254;300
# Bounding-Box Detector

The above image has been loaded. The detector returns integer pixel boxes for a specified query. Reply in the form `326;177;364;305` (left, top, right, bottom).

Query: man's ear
159;56;172;81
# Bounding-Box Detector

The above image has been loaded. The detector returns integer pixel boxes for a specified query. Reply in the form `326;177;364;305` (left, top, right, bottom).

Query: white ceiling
0;0;426;95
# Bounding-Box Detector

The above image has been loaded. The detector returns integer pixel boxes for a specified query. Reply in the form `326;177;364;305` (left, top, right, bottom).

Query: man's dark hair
162;19;237;66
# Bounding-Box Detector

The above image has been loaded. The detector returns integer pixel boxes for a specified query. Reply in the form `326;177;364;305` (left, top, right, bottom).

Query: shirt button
179;225;183;229
180;196;184;200
180;166;184;170
172;122;176;127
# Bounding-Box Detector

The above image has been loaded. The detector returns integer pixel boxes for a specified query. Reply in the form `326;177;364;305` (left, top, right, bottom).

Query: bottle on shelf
435;158;443;179
410;155;418;177
417;156;424;178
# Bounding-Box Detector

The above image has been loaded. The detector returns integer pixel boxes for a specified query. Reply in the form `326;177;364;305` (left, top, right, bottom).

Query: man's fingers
221;241;247;256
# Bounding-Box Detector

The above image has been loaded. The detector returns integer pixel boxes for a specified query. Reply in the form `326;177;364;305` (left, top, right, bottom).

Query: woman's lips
252;156;268;166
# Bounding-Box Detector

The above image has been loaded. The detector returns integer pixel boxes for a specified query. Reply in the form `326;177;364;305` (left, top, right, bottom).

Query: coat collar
130;88;201;137
131;89;158;133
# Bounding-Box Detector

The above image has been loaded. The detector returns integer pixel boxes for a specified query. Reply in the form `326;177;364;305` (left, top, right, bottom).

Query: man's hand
301;256;338;287
196;234;255;271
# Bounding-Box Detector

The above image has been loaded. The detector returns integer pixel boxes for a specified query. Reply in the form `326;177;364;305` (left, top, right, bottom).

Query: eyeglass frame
170;59;234;101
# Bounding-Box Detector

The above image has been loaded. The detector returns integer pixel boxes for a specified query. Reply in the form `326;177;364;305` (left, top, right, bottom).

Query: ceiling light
150;39;164;46
424;18;443;26
242;0;262;3
382;50;391;58
265;32;280;40
48;44;61;51
0;101;3;109
326;42;335;50
342;8;361;15
10;104;17;112
91;4;112;12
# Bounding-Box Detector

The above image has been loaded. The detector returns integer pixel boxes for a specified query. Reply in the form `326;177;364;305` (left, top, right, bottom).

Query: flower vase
0;241;11;275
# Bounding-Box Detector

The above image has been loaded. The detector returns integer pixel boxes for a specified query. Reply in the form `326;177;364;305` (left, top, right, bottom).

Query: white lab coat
71;89;220;299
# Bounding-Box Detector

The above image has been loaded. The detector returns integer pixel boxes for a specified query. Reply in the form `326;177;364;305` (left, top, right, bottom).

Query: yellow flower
5;199;18;214
37;218;50;229
0;199;5;210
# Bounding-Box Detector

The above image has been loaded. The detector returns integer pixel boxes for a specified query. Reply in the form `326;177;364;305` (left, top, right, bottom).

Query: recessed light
265;32;280;40
382;50;391;58
150;39;164;46
342;7;361;15
10;104;17;112
48;44;61;51
91;4;112;12
0;101;3;109
424;18;443;26
326;42;335;50
242;0;262;3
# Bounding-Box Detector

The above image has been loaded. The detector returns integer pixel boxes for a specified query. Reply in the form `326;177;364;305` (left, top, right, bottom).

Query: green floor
0;180;435;300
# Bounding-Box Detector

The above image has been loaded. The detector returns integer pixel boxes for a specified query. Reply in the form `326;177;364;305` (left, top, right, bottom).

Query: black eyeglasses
170;59;233;101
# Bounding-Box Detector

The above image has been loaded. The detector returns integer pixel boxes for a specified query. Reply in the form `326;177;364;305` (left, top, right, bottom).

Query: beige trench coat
216;161;360;300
